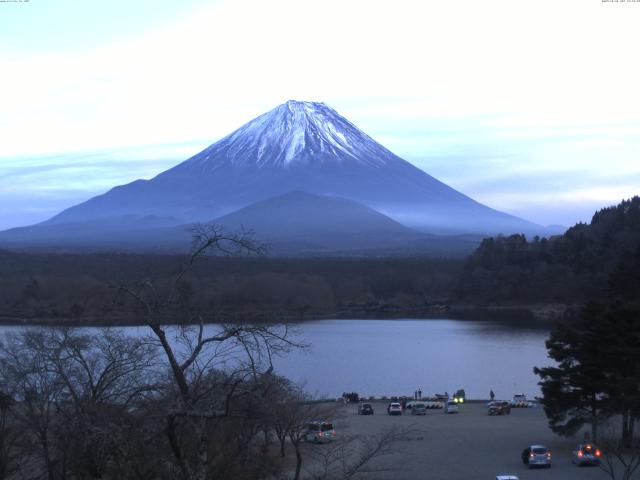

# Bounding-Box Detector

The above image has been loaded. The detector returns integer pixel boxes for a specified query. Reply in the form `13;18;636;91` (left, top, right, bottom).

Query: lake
273;319;552;400
0;318;552;400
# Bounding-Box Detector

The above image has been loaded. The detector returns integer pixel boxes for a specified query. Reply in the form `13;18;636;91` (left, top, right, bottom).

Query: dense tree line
0;253;461;325
457;196;640;304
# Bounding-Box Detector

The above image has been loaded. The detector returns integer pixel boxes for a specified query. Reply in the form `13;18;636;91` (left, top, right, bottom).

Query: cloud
2;0;640;155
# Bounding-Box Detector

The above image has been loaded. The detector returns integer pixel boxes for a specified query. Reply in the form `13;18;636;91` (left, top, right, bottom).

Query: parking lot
327;401;608;480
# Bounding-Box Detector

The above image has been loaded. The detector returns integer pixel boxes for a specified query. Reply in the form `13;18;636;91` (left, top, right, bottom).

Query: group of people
341;392;360;404
413;388;423;399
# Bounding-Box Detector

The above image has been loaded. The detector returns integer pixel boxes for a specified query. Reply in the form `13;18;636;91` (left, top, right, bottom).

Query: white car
444;400;459;414
512;394;531;407
496;476;519;480
387;402;402;415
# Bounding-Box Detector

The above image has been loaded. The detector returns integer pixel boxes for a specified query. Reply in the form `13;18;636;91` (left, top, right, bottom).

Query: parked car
512;394;530;407
387;402;402;415
496;476;519;480
358;403;374;415
521;445;551;468
488;401;511;415
572;443;601;466
444;400;459;414
453;389;466;403
305;421;336;443
411;402;427;415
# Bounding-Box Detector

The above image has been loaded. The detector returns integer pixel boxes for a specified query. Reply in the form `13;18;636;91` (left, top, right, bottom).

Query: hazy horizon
1;0;639;230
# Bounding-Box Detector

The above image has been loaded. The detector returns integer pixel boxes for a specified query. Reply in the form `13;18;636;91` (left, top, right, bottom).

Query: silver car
522;445;551;468
387;402;402;415
444;400;459;414
305;421;336;443
411;402;427;415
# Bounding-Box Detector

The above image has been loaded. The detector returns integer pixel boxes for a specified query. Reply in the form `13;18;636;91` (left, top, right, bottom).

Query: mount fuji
1;100;548;253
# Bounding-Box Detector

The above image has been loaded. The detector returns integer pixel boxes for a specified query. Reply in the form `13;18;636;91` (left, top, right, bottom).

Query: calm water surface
0;319;552;400
272;319;552;399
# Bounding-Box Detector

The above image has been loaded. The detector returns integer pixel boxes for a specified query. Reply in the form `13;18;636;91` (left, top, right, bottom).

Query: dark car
358;403;374;415
488;401;511;415
572;443;601;466
453;388;466;404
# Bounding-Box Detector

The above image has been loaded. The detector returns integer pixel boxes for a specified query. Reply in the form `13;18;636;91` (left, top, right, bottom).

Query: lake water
272;319;552;400
0;318;552;400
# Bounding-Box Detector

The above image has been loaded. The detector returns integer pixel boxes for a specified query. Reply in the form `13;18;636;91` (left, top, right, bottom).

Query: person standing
418;388;422;399
490;389;495;401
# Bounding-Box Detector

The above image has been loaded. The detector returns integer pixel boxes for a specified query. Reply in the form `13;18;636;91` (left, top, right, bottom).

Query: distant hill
214;191;424;253
0;191;482;256
457;196;640;304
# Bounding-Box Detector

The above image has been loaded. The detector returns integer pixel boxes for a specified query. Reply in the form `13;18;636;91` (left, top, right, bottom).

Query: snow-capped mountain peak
39;100;544;238
181;100;401;171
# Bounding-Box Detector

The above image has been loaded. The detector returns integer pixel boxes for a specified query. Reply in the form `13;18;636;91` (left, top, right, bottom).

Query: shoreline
0;303;575;327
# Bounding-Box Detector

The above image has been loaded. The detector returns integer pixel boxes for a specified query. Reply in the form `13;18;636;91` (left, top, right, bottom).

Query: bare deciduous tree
0;327;160;480
1;330;66;480
599;423;640;480
0;390;22;480
115;224;300;480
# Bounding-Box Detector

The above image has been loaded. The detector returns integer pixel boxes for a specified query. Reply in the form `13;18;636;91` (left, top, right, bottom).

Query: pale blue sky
1;0;639;230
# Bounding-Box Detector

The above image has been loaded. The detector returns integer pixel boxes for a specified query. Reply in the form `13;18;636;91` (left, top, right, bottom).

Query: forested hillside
457;196;640;304
0;253;461;324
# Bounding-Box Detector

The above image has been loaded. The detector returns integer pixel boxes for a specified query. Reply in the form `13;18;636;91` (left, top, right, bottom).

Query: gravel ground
319;401;609;480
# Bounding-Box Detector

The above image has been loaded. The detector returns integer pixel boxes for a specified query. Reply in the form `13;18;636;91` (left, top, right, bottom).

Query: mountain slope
44;100;542;235
0;215;185;251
